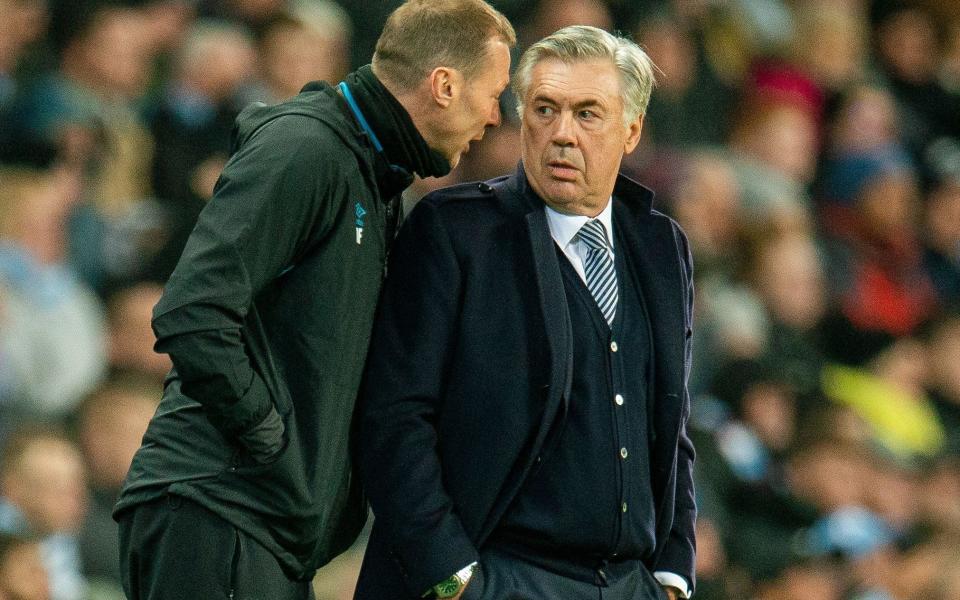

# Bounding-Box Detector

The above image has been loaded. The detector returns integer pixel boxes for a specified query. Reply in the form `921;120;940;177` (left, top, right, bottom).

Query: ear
428;66;458;108
624;114;644;155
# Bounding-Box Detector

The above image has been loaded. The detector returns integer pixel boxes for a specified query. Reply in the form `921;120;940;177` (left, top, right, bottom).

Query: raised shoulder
401;176;521;258
418;179;501;210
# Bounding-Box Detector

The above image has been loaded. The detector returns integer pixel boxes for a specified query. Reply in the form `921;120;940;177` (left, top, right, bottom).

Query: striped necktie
578;219;618;326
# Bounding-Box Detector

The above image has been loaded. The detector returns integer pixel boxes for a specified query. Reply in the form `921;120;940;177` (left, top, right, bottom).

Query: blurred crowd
0;0;958;599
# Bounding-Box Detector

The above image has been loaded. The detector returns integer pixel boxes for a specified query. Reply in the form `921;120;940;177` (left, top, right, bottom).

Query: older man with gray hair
357;25;696;600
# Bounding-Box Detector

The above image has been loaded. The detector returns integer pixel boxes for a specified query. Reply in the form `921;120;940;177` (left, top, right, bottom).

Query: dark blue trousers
463;548;669;600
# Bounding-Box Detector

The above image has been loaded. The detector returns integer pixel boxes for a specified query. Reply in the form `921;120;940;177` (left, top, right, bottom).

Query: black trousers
463;548;669;600
117;493;315;600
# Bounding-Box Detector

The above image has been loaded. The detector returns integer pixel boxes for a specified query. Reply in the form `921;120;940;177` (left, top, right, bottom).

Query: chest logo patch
355;202;367;245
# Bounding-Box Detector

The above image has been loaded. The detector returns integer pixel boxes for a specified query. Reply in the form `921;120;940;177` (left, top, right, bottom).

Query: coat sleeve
152;115;343;441
357;198;478;596
653;221;698;592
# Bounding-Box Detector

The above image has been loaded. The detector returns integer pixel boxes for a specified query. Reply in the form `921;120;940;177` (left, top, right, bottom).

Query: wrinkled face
520;58;642;216
437;40;511;168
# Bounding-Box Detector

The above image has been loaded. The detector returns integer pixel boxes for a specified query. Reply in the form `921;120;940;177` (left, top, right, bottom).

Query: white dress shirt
544;200;615;285
542;199;693;599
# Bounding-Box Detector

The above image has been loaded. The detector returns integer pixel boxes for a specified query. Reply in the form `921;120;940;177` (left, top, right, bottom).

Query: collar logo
355;202;367;245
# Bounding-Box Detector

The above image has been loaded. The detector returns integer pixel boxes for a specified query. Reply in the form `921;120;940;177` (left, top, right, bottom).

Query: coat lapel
524;207;574;405
474;170;574;545
490;167;574;410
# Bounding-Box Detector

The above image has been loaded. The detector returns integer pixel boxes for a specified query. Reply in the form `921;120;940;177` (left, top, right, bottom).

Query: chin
544;190;599;216
542;182;580;203
542;194;581;214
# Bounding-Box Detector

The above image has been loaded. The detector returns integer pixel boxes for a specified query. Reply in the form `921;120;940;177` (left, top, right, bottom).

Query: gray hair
288;0;352;43
176;19;254;74
512;25;657;125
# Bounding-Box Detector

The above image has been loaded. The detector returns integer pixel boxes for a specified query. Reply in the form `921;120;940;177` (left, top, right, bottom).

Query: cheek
521;129;545;154
582;136;621;174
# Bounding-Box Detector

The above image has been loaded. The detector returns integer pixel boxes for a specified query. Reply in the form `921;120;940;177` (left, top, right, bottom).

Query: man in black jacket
114;2;514;599
357;26;695;600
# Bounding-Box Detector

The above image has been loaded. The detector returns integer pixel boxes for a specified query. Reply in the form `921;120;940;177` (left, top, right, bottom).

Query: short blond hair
373;0;516;90
513;25;657;124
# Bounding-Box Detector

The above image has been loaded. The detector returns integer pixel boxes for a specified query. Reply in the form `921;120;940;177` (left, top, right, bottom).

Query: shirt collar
544;198;615;250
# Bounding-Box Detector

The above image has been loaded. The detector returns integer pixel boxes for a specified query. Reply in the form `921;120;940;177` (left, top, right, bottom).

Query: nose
488;101;502;128
551;111;576;146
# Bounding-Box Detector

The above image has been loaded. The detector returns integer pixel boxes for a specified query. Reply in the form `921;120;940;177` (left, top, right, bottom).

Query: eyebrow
531;94;606;111
532;94;559;106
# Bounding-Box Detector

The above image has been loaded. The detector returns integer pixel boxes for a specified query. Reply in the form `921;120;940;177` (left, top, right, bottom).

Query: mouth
547;160;580;181
466;131;486;152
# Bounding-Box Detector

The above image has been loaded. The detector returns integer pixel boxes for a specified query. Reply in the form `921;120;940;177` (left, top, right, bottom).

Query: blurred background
0;0;958;599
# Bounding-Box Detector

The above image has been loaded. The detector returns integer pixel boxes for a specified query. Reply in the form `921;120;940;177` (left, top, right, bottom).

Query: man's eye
579;110;596;120
536;106;554;116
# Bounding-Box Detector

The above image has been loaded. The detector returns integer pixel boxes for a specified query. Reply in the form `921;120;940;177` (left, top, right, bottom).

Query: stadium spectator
104;283;169;380
0;429;88;600
0;0;48;161
12;4;156;213
148;20;255;279
820;145;938;338
927;316;960;456
747;230;828;399
922;175;960;303
254;0;352;103
0;166;106;426
76;374;159;593
0;532;49;600
873;3;960;154
634;11;735;149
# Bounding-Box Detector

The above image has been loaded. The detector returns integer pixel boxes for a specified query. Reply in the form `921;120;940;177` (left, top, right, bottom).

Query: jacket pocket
229;429;293;474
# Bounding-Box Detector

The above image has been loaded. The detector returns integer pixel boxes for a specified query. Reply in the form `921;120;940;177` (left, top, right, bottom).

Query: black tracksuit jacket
116;82;396;580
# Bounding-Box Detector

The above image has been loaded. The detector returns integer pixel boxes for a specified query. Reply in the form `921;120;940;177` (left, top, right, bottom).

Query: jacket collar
496;162;655;217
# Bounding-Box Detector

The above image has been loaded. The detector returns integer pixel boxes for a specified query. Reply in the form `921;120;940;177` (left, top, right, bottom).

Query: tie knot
578;219;609;251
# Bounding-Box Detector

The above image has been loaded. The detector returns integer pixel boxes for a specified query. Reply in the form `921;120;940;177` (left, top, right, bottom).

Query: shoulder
649;208;685;237
248;113;345;154
614;184;692;277
414;179;507;224
419;180;501;210
401;177;518;250
234;87;361;161
650;209;694;280
230;113;360;189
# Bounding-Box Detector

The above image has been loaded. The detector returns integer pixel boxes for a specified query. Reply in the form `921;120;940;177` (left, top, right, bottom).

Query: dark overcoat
355;166;697;598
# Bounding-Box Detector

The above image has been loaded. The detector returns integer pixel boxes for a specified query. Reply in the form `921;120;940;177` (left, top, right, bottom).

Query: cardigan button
614;394;624;406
